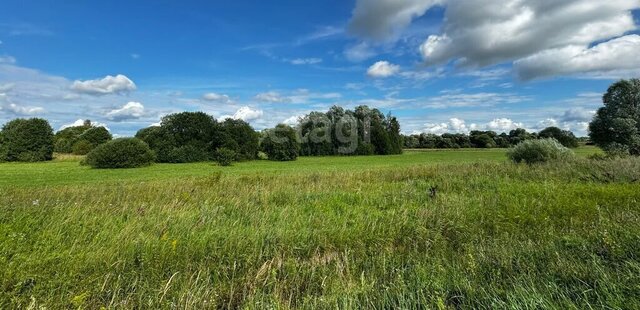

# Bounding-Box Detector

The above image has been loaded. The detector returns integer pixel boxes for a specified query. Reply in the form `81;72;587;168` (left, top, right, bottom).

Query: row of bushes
135;112;260;163
402;127;579;149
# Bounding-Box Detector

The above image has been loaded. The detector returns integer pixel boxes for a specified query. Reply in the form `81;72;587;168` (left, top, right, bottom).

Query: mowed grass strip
3;148;639;309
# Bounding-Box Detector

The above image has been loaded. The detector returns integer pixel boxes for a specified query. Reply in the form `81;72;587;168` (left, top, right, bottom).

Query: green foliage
71;140;94;155
69;126;113;155
54;120;93;153
589;79;640;155
136;112;260;163
296;105;402;156
404;128;542;150
261;124;300;161
78;126;112;146
84;138;155;169
214;147;237;166
0;118;54;162
539;126;579;148
507;138;574;164
470;131;497;148
219;118;260;160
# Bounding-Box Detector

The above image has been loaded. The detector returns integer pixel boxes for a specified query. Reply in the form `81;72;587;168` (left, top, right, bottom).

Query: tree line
402;127;581;149
1;78;639;167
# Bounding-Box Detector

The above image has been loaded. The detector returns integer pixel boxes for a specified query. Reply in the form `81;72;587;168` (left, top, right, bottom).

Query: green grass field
2;147;640;309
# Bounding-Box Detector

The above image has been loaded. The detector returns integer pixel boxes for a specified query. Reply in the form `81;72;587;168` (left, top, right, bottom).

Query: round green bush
85;138;155;169
507;138;574;164
0;118;54;162
214;147;236;166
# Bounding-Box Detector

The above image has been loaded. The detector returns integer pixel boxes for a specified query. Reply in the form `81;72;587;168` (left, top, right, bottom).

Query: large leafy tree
260;124;300;161
219;118;260;160
0;118;54;162
54;120;93;153
538;126;579;148
589;79;640;155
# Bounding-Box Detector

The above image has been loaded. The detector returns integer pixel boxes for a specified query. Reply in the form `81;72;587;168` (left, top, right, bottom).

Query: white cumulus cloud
367;61;401;78
515;35;640;80
419;0;639;68
220;106;264;122
105;101;144;121
71;74;137;95
486;118;524;132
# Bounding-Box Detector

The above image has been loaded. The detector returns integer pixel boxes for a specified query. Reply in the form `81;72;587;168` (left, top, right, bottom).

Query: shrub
261;124;300;161
72;140;94;155
507;138;574;164
85;138;155;169
0;118;54;162
214;147;236;166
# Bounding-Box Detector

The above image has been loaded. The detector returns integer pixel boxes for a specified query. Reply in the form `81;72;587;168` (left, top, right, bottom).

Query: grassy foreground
1;148;640;308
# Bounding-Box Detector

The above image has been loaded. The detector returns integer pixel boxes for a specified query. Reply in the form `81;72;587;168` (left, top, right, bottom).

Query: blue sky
1;0;639;136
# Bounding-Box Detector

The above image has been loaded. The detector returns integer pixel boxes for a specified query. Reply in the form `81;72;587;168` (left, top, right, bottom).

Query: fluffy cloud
202;92;232;103
71;74;137;95
349;0;640;79
290;58;323;65
105;102;145;121
367;61;401;78
420;0;639;69
421;117;475;134
59;119;109;131
486;118;524;132
349;0;444;41
515;35;640;80
254;91;292;103
220;106;263;122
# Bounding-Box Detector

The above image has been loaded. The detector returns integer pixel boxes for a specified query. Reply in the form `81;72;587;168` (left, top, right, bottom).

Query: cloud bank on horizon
0;0;638;136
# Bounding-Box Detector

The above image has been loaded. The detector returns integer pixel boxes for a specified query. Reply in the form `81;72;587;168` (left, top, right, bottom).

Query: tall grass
0;156;639;308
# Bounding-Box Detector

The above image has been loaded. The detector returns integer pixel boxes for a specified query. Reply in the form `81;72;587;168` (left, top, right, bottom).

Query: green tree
538;127;579;148
0;118;54;162
220;118;260;160
54;120;93;153
78;126;112;146
261;124;300;161
589;79;640;155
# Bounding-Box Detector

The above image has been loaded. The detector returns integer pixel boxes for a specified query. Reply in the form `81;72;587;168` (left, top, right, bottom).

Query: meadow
1;147;640;308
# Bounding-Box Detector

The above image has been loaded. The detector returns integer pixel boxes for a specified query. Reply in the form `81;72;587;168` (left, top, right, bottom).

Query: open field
2;147;640;308
0;147;599;187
